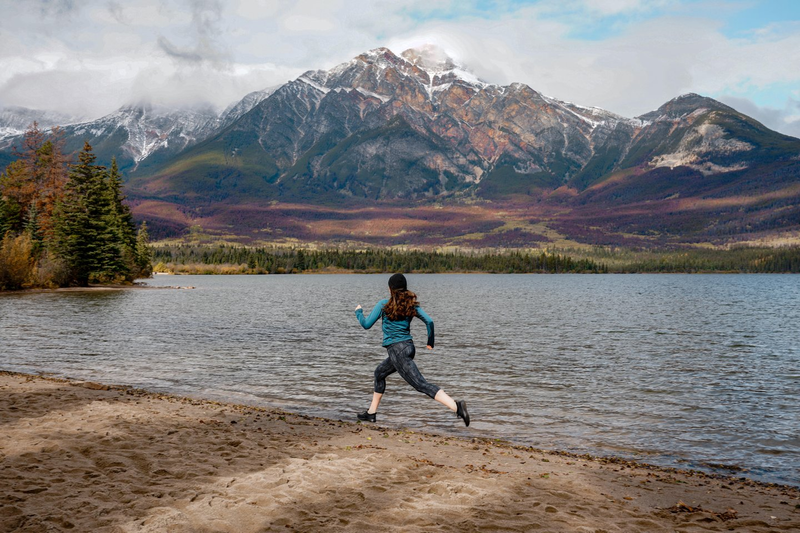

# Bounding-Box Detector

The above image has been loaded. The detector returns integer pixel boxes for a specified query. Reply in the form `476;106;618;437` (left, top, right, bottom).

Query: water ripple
1;273;798;486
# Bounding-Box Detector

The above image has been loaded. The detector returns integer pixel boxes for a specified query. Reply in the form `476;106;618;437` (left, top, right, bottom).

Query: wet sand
1;371;798;532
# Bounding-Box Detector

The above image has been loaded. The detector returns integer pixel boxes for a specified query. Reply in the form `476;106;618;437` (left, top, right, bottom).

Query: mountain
138;46;643;202
219;87;279;129
2;45;799;246
0;106;84;140
0;89;278;175
131;47;798;203
0;106;86;169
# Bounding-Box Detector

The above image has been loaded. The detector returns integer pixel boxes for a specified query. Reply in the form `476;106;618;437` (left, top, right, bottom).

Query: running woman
354;273;469;426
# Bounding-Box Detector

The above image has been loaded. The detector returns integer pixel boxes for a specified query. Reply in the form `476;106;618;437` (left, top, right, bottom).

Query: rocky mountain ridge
0;106;84;141
0;87;278;173
2;45;798;246
144;46;795;204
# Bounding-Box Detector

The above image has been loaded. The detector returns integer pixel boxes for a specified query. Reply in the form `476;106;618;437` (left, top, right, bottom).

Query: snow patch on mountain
355;88;389;103
0;107;84;142
63;103;220;167
298;75;331;94
543;96;646;129
220;87;279;128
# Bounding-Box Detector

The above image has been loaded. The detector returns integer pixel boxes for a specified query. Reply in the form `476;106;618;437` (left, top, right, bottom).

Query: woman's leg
388;341;470;426
368;392;383;414
390;341;454;409
433;389;457;411
370;356;396;414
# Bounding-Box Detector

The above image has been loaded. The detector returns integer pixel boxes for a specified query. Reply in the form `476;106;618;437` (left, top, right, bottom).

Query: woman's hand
426;345;433;350
355;304;362;311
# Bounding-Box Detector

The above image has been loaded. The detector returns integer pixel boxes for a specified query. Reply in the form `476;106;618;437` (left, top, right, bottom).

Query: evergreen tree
0;196;9;238
35;129;70;240
0;160;29;233
106;159;136;240
135;221;153;278
53;142;122;285
0;127;147;290
23;201;43;256
0;124;68;239
106;158;137;277
53;143;96;285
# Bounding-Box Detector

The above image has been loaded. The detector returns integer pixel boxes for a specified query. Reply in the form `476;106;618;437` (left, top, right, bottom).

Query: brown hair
383;289;419;321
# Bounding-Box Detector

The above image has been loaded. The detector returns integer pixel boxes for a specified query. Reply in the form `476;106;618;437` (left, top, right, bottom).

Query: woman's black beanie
388;273;407;291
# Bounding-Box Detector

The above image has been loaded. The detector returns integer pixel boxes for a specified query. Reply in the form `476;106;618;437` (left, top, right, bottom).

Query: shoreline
2;371;798;532
0;283;195;295
16;372;790;489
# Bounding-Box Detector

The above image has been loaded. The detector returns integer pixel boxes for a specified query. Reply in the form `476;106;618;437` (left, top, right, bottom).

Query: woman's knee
374;369;387;393
373;373;384;392
398;365;439;399
418;383;440;399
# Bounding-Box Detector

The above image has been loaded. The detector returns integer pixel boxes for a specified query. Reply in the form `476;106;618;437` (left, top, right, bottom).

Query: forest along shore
2;371;798;532
150;244;800;275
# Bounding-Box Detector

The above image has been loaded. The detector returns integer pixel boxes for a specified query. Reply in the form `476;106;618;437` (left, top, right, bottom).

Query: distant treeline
573;245;800;273
152;244;800;274
152;246;605;274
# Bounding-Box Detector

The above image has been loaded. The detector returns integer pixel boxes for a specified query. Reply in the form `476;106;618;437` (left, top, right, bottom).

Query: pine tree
0;125;44;217
23;201;43;256
53;143;95;285
135;221;153;278
106;158;136;248
0;195;9;238
106;157;138;279
0;124;68;239
35;129;69;240
0;160;29;233
53;142;119;285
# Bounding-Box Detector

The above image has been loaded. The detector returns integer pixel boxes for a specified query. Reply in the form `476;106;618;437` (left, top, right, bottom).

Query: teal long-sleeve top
355;299;435;348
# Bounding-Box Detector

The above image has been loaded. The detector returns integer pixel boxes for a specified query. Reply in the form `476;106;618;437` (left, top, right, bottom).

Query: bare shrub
35;251;72;288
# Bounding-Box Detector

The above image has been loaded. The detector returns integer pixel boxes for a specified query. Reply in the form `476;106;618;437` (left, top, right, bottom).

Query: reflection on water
1;274;798;486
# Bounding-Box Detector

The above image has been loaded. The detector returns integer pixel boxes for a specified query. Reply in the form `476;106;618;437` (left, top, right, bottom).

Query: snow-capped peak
0;106;85;142
400;45;488;88
401;44;457;74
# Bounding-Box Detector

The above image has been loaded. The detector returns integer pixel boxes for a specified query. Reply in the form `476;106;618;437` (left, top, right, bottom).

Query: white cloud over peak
0;0;797;138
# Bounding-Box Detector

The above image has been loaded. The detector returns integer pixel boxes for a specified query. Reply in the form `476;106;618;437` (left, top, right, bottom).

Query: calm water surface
1;274;798;485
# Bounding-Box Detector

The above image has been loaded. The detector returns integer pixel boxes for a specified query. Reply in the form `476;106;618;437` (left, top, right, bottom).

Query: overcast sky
1;0;799;137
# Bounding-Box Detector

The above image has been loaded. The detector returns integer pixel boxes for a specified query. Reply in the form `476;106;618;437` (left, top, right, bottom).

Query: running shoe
357;410;376;423
456;400;470;427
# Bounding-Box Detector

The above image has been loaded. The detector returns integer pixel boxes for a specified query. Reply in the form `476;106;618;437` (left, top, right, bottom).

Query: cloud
157;0;228;65
381;5;800;126
107;1;127;24
125;61;302;111
0;68;130;119
0;0;798;138
577;0;672;16
717;95;800;139
34;0;79;18
281;15;336;33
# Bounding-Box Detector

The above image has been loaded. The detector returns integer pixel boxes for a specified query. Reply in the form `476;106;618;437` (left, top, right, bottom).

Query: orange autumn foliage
0;123;70;240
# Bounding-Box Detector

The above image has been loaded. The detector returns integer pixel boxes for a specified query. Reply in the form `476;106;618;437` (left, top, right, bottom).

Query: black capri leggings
374;340;441;399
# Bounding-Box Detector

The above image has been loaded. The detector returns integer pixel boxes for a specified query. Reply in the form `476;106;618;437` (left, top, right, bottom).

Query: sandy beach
1;372;797;532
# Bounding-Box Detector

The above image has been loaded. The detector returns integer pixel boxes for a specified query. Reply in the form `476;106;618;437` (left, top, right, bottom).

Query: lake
1;273;798;486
